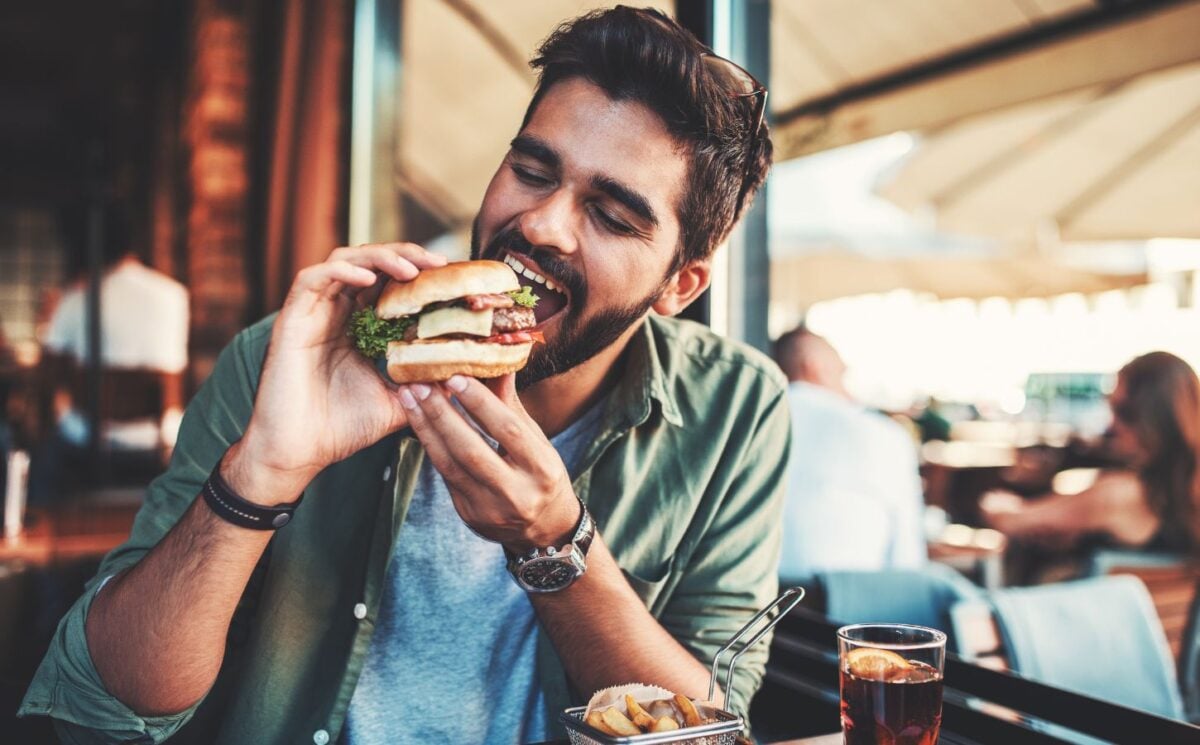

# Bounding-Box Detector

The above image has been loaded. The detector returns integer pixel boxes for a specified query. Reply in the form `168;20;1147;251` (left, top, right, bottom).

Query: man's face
472;78;689;387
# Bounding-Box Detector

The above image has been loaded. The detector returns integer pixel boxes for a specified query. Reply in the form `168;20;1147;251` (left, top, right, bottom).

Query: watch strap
201;453;302;530
505;498;594;570
571;501;595;556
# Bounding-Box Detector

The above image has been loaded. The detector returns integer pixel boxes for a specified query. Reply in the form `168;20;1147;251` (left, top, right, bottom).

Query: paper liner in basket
584;683;676;718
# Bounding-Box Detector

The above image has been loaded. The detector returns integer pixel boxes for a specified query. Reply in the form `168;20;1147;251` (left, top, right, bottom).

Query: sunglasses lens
703;55;758;97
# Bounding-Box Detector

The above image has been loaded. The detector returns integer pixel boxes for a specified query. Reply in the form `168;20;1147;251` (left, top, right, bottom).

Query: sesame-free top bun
376;260;520;317
385;338;533;383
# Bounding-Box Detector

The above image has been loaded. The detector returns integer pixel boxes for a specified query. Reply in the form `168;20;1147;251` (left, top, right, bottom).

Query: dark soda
840;660;942;745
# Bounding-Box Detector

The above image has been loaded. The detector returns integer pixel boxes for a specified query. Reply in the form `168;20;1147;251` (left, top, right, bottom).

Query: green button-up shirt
20;313;790;745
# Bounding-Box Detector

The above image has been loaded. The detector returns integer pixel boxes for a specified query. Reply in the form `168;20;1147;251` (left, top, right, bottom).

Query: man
21;8;788;743
773;326;926;580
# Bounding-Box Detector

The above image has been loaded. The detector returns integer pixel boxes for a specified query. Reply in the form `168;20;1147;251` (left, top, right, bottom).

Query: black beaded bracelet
201;454;302;530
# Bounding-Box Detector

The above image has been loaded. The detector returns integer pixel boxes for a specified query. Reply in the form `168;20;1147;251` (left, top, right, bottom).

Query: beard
471;220;666;389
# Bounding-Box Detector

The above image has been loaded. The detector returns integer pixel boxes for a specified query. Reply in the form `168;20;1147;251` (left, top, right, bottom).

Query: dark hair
101;206;136;267
1118;351;1200;550
523;6;772;274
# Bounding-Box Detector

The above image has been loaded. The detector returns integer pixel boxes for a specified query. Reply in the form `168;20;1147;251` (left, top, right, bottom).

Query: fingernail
446;375;468;392
399;388;417;410
412;383;431;400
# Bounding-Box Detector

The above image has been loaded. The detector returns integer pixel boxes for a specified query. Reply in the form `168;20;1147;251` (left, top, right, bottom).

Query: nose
518;189;579;256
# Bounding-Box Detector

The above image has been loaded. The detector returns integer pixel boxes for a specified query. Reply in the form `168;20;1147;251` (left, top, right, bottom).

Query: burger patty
400;305;536;341
491;306;536;333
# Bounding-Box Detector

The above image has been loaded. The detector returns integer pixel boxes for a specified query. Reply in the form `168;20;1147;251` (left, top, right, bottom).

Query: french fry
585;711;619;736
651;715;681;732
599;707;643;737
673;693;705;728
625;694;657;730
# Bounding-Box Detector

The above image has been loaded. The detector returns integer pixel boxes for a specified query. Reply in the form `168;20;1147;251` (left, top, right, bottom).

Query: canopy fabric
772;0;1091;116
769;250;1149;306
772;0;1200;159
878;62;1200;241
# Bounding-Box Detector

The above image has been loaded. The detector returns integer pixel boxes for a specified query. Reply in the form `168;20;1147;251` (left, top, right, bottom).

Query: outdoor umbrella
877;62;1200;242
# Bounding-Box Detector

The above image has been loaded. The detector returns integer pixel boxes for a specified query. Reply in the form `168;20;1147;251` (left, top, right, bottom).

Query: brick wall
183;0;253;384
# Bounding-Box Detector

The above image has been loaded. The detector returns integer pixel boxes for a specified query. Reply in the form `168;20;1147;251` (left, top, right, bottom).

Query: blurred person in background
983;351;1200;556
29;206;188;499
773;325;927;580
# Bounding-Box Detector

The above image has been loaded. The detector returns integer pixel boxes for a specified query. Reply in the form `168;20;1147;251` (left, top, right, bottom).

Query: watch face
518;555;584;592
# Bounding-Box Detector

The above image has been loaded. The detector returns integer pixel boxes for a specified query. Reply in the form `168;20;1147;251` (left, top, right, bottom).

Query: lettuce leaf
350;307;412;359
506;286;539;309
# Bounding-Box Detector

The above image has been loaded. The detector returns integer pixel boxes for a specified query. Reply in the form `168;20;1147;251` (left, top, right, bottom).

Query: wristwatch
505;500;595;593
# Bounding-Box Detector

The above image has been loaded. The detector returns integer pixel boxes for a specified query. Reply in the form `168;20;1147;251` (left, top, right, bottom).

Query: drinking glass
837;623;946;745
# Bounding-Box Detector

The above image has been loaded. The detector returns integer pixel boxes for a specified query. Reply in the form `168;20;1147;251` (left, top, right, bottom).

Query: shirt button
353;603;367;620
313;730;330;745
382;465;392;481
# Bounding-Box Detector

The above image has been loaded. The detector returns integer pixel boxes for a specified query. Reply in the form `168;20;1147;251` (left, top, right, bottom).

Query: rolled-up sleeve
18;317;272;744
20;575;200;745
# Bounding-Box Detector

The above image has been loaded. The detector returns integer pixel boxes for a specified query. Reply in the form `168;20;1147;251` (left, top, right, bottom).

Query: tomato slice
483;330;544;345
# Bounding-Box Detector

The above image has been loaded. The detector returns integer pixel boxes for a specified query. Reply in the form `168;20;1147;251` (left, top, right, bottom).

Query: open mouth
503;253;570;326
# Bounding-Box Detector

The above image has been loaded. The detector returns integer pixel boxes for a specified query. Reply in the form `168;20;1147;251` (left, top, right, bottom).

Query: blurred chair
951;576;1184;720
1180;582;1200;723
1086;548;1200;661
816;563;984;653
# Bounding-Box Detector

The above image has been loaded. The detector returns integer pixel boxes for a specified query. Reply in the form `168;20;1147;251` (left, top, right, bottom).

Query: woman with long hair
983;352;1200;553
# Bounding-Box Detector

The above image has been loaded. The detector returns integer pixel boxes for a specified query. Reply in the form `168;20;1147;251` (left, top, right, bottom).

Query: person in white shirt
773;326;926;580
40;210;188;455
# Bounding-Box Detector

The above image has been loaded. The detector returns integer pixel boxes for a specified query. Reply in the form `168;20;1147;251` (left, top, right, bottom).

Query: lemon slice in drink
846;647;910;680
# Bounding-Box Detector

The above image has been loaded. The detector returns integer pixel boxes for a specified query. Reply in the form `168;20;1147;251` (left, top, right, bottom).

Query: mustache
484;229;586;301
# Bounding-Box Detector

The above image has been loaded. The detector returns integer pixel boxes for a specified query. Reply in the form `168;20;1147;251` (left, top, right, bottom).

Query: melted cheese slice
416;306;494;339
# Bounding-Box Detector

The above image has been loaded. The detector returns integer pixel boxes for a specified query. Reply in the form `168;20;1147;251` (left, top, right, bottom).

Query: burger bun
377;260;520;318
385;338;533;384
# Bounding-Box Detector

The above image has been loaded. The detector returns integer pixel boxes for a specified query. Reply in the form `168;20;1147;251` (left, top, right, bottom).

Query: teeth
504;253;562;294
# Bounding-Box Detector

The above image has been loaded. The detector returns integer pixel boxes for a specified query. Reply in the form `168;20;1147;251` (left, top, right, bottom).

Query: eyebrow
591;175;658;229
510;134;659;229
510;135;559;169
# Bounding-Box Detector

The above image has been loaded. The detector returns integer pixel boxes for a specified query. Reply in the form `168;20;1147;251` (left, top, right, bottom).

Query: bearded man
21;7;788;744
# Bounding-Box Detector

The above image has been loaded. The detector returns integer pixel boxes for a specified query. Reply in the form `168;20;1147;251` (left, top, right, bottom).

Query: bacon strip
465;293;516;311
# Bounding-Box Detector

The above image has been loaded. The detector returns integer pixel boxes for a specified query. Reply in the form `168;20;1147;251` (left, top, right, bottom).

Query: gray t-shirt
343;398;605;744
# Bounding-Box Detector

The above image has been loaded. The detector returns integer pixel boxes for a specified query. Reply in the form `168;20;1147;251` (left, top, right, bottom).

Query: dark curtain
250;0;352;317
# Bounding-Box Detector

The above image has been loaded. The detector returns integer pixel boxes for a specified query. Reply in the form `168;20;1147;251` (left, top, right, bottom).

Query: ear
652;260;712;316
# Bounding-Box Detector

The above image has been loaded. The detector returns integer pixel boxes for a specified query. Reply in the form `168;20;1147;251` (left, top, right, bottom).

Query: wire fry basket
560;586;806;745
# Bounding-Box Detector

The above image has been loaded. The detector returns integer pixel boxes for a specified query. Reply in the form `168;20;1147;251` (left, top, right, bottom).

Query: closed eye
590;205;636;236
510;163;552;188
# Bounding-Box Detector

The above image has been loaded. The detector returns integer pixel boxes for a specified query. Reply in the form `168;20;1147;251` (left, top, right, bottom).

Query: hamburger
350;260;542;383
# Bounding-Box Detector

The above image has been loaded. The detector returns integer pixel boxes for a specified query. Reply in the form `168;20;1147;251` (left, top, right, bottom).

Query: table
754;608;1200;744
0;502;138;566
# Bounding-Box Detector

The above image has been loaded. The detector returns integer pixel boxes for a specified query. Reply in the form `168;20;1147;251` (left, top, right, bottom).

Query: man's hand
234;243;447;504
398;374;580;551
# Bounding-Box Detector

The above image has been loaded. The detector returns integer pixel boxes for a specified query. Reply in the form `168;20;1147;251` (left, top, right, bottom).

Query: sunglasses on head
702;53;768;135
